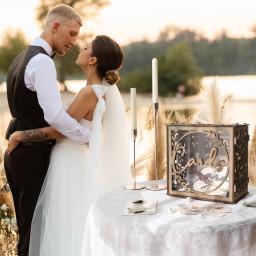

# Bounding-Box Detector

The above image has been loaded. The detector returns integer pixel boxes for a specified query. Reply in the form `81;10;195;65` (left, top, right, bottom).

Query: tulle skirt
29;140;93;256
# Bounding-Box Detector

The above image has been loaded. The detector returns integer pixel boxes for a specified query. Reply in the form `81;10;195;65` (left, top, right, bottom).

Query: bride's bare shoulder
76;86;98;102
67;86;98;121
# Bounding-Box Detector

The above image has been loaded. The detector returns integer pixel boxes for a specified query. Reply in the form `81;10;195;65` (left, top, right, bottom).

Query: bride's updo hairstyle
92;35;123;85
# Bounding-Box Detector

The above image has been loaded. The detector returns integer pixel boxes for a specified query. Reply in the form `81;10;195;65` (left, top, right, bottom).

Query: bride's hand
7;131;23;155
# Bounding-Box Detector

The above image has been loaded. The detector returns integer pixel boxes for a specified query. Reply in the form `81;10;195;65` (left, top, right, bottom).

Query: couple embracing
4;4;130;256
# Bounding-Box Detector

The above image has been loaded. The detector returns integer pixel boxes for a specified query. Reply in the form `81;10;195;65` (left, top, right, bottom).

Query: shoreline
2;90;256;113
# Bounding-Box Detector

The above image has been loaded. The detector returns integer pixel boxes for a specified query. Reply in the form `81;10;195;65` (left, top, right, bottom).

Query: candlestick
125;129;145;190
152;58;158;103
130;88;137;130
125;89;145;190
147;59;167;191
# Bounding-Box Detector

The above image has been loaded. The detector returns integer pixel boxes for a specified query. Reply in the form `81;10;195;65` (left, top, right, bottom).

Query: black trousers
4;143;52;256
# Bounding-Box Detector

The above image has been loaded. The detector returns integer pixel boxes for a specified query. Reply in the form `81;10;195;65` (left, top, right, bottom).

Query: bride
7;35;130;255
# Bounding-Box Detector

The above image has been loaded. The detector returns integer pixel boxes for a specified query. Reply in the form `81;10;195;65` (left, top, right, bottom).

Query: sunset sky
1;0;256;45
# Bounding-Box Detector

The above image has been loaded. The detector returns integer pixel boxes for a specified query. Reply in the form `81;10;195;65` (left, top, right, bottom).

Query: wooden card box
167;124;249;203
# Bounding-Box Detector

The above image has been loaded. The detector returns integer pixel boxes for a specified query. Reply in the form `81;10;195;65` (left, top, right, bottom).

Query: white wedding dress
29;83;131;256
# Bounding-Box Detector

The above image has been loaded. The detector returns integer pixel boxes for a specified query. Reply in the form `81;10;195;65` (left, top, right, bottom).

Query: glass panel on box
171;129;230;197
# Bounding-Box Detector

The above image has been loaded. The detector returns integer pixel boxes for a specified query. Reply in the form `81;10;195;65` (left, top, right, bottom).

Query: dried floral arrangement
193;79;233;124
249;126;256;185
133;106;195;180
0;140;18;256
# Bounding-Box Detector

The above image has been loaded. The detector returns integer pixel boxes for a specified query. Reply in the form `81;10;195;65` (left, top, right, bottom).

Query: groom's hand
6;131;22;155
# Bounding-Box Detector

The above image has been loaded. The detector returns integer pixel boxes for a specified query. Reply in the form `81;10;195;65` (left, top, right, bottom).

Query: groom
4;4;91;256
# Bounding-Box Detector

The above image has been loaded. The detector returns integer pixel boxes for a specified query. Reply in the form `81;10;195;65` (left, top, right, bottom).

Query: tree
36;0;109;90
119;69;152;93
159;42;202;96
157;25;181;41
0;30;27;74
36;0;109;24
120;43;202;96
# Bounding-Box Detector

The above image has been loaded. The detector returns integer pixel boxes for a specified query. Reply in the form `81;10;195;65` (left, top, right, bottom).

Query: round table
82;183;256;256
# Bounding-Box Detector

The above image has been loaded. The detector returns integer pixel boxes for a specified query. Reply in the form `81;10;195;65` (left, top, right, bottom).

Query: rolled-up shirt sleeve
25;54;91;143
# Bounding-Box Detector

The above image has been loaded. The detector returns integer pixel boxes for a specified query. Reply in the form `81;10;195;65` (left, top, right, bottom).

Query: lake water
66;75;256;133
1;75;256;141
65;75;256;99
202;75;256;100
1;75;256;101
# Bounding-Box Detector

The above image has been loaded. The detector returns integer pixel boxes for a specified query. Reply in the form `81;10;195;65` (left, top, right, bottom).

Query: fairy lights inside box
167;124;249;203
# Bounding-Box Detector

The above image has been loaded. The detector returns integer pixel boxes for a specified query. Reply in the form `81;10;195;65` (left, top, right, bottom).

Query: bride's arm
7;86;97;153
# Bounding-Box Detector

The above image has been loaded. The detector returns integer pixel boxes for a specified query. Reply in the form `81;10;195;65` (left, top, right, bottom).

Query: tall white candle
130;88;137;130
152;58;158;103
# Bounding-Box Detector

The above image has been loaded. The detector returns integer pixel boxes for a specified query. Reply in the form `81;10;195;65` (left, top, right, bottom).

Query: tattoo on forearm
21;130;51;142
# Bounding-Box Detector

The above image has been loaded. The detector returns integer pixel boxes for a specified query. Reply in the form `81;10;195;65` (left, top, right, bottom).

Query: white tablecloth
83;183;256;256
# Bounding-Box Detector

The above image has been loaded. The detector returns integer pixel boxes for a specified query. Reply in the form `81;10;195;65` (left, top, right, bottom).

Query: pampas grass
194;78;233;124
143;105;167;180
167;109;194;124
132;105;167;180
249;126;256;185
134;106;194;180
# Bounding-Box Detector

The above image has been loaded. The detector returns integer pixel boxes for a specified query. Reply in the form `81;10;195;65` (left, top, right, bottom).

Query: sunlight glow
1;0;256;45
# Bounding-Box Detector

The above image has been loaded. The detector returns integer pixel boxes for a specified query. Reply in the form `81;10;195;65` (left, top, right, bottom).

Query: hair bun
104;70;120;85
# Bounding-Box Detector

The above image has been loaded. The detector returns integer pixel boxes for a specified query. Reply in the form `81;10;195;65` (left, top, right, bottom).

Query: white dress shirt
24;37;91;143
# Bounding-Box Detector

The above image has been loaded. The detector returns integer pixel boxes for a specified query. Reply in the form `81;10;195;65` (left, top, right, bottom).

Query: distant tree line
122;27;256;76
120;27;256;95
1;19;256;96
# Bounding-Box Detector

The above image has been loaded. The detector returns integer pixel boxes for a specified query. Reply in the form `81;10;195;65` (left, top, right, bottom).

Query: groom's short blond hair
44;4;82;28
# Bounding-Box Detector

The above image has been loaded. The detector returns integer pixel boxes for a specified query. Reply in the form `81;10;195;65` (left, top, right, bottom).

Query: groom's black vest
5;46;54;143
